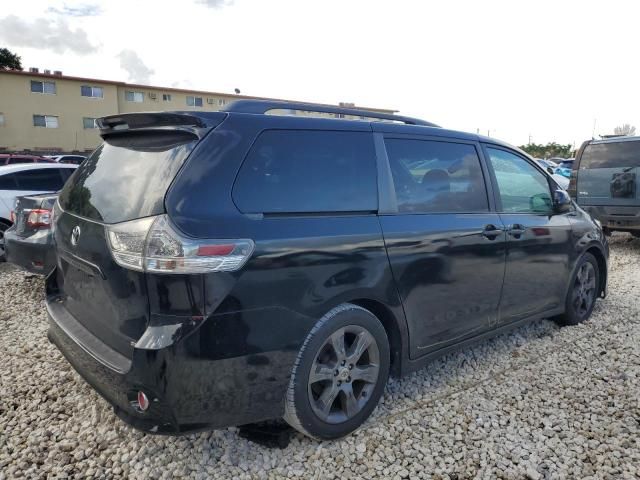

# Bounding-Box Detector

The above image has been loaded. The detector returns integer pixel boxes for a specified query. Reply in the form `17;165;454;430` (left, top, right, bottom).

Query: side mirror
554;189;572;213
546;166;555;175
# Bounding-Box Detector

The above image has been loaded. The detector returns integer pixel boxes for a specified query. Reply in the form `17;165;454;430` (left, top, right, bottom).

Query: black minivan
47;101;608;439
570;136;640;235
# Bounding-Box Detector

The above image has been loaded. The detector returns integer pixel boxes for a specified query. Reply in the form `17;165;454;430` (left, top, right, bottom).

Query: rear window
580;141;640;169
233;130;377;214
58;131;198;223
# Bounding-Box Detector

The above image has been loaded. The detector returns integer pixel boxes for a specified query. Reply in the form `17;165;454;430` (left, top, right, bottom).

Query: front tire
554;252;599;326
284;304;390;440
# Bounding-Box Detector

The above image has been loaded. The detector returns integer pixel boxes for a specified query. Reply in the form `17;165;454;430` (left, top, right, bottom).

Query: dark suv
47;101;608;440
570;136;640;235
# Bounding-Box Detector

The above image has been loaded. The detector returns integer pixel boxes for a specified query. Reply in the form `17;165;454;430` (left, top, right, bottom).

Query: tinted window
385;139;488;213
580;141;640;169
0;173;18;190
233;130;377;213
486;147;552;214
13;169;65;191
58;131;198;223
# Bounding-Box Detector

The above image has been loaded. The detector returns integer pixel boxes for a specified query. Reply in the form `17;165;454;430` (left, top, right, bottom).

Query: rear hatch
51;112;224;359
577;140;640;206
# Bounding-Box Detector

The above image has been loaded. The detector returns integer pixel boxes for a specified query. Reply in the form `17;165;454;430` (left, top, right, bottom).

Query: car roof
0;153;44;158
0;163;78;175
590;136;640;145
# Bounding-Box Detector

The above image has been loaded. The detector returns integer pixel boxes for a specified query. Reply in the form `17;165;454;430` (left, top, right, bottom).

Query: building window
186;96;203;107
81;85;104;98
0;113;4;127
30;80;56;94
162;93;172;101
83;117;97;129
218;98;226;106
33;115;59;128
125;91;144;102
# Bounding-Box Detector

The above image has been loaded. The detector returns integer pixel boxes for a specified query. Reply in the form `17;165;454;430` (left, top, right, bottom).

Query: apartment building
0;69;397;153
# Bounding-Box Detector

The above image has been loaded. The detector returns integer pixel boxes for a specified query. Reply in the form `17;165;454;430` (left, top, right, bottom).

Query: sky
1;0;638;148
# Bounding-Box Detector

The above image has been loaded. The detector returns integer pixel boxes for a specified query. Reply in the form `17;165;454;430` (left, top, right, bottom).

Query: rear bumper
580;205;640;231
47;295;296;434
4;228;56;274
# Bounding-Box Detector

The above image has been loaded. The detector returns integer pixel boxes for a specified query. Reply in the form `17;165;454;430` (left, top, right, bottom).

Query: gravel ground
1;235;639;479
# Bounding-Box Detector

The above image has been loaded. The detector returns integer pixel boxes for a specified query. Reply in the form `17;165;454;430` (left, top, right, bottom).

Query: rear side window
385;139;488;213
12;169;66;191
580;141;640;169
58;131;198;223
233;130;377;213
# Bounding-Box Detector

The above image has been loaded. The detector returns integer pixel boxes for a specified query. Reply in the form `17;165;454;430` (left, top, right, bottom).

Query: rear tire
0;221;9;262
554;252;599;326
284;304;390;440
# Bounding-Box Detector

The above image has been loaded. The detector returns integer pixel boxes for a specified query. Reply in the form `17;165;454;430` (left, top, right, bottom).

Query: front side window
81;85;104;98
13;169;66;191
233;130;377;213
486;147;552;214
125;91;144;102
0;173;18;189
83;117;97;129
33;115;59;128
30;80;56;94
186;96;203;107
386;139;488;213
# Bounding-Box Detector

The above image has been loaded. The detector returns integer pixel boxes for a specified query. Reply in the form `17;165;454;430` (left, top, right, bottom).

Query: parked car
47;102;608;440
552;158;574;178
0;163;77;261
47;154;87;165
569;137;640;236
0;154;54;165
4;193;59;273
534;158;559;170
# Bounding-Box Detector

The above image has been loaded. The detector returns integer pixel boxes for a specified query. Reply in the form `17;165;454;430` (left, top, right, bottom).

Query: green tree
519;142;573;159
0;47;22;71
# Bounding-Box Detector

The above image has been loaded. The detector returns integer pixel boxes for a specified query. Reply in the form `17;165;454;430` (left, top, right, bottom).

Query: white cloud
0;15;97;54
116;49;154;84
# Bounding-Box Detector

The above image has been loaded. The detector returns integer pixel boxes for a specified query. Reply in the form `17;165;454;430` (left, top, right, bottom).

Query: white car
46;154;87;165
0;163;77;259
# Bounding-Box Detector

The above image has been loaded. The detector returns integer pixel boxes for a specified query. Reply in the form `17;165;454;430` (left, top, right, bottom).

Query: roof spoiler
96;112;226;138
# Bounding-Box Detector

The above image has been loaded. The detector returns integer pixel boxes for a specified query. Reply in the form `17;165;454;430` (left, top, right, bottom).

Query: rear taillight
10;210;16;223
26;209;52;229
106;214;254;274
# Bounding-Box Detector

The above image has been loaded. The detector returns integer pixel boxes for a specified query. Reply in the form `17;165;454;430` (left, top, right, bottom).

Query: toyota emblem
71;226;81;246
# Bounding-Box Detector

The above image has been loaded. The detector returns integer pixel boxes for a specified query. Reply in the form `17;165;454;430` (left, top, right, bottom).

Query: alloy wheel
307;326;380;424
572;262;596;318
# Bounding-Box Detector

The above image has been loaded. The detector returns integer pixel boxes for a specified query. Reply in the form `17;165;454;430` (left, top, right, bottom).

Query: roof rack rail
222;100;439;127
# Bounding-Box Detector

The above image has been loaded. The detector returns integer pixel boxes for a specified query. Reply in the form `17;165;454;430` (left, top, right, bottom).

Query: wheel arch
0;217;12;227
585;244;607;298
349;298;405;377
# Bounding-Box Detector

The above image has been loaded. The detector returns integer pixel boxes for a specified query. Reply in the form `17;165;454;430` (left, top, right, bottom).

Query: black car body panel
5;193;58;274
47;104;609;434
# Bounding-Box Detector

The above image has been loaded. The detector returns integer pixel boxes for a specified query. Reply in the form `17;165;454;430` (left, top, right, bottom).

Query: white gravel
1;235;639;479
